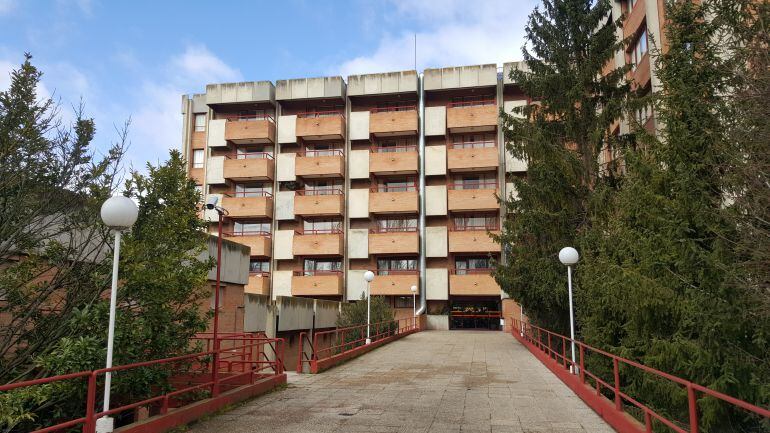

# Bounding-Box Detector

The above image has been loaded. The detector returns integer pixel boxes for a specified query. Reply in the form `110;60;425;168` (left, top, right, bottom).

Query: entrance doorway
449;297;501;330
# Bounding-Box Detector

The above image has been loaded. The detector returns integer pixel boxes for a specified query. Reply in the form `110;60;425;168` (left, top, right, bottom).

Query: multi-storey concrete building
182;63;533;330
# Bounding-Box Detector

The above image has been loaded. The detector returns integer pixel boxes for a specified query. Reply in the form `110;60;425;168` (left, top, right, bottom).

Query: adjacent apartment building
181;62;527;331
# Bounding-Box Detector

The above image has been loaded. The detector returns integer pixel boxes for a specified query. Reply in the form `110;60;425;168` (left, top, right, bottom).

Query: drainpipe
417;73;427;316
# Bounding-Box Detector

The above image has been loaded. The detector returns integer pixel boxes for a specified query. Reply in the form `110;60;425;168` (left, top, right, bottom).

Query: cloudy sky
0;0;535;171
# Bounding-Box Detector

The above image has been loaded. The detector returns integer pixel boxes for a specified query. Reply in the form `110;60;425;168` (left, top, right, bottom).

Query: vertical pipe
567;265;577;373
416;73;427;316
366;281;371;344
102;231;121;413
613;358;622;411
687;384;699;433
212;212;223;397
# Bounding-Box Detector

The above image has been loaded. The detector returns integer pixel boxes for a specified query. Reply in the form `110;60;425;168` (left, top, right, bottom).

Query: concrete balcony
632;53;651;88
369;107;418;137
295;152;345;178
368;230;419;255
368;189;419;214
370;271;419;296
295;112;345;140
224;116;276;144
449;269;500;296
223;232;272;257
447;146;499;172
223;155;274;181
369;149;418;175
448;230;501;253
294;191;344;216
447;187;499;212
446;102;497;133
292;232;343;256
622;0;647;39
291;271;343;297
245;273;270;296
221;193;273;219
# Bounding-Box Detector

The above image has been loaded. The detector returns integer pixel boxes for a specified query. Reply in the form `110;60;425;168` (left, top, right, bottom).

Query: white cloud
0;0;16;15
337;0;536;76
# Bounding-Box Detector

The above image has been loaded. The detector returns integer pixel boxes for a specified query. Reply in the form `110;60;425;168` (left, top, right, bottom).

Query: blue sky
0;0;535;171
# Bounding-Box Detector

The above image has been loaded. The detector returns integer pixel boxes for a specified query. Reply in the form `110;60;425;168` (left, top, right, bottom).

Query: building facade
181;62;534;330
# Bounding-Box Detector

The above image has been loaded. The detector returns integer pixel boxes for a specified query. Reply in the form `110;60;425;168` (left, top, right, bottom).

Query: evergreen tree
578;1;770;429
494;0;631;331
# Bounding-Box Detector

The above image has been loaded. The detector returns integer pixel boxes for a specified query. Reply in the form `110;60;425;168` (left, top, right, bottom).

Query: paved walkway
188;331;613;433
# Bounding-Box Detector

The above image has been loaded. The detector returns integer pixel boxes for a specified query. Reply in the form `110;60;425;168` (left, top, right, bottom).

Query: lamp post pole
559;247;579;374
364;271;374;344
96;196;138;433
205;196;227;397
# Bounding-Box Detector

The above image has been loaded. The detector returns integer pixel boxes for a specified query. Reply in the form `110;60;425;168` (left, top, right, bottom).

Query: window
376;257;418;275
302;105;343;118
234;182;271;197
394;296;413;308
454;256;492;275
236;146;272;159
249;259;270;274
302;218;342;234
375;102;415;112
302;259;341;275
451;133;496;149
635;88;652;125
376;138;416;153
192;149;204;168
194;114;206;132
304;142;342;157
631;28;648;69
374;217;417;232
452;173;496;190
305;180;342;195
451;95;495;107
452;214;498;231
377;177;416;192
234;221;271;235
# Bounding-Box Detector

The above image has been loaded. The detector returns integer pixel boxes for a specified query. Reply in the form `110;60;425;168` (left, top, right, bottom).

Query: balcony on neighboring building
369;105;418;137
223;114;276;144
223;151;274;181
292;227;343;256
221;191;273;219
370;270;420;296
368;180;419;214
223;230;272;257
245;271;270;296
295;148;345;178
369;141;418;175
447;136;499;172
446;99;497;133
447;181;499;212
449;268;500;296
448;217;501;253
368;226;419;255
295;110;345;140
294;188;345;216
291;270;343;297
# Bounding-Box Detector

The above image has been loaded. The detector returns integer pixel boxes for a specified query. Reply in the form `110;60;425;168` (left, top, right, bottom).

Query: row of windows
281;256;495;275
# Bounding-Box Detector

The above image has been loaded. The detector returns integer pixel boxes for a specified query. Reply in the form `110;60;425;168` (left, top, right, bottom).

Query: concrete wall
427;314;449;330
244;294;271;332
424;64;497;90
314;299;341;329
277;115;297;144
207;119;227;148
425;185;447;216
425;226;448;257
425;146;447;176
347;229;369;259
202;194;223;223
426;268;448;300
347;70;418;96
273;230;294;260
272;270;292;299
348;150;369;179
206;156;225;185
275;191;295;220
276;76;346;100
349;111;370;141
425;106;446;136
348;189;369;218
202;236;250;285
276;296;315;332
276;153;296;181
347;269;367;301
502;61;528;85
205;81;274;105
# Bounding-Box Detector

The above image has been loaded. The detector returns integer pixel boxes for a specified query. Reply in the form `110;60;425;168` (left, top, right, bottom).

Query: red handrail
221;113;275;123
449;267;494;275
222;190;273;198
294;228;343;235
374;269;419;275
369;105;417;113
248;271;270;277
226;151;275;160
449;221;500;231
369;226;418;233
294;188;344;196
222;230;272;237
447;181;498;190
297;148;345;157
449;140;497;149
296;110;345;119
509;318;770;432
447;98;496;108
370;144;417;152
293;270;343;276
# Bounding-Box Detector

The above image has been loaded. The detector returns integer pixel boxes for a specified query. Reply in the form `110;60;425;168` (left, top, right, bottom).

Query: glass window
234;182;271;197
236;146;272;159
376;257;418;275
234;221;271;235
249;259;270;274
453;174;496;190
305;180;342;195
451;95;495;107
304;142;342;157
631;29;648;69
302;259;341;275
451;133;496;149
378;177;416;192
452;214;498;231
192;149;204;168
454;257;491;275
377;138;416;152
194;114;206;132
302;219;342;234
375;217;417;232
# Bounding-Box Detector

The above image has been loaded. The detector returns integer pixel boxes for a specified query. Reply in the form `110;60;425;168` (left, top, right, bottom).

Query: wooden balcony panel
291;274;343;296
295;155;345;178
245;274;270;296
292;233;343;256
370;274;419;296
293;194;344;216
447;189;499;212
632;54;651;89
447;147;499;171
224;119;276;144
369;110;418;136
448;230;501;253
223;157;274;181
368;231;419;255
224;235;271;257
449;273;500;296
221;196;273;218
369;151;418;174
295;116;345;140
446;105;498;132
368;191;419;214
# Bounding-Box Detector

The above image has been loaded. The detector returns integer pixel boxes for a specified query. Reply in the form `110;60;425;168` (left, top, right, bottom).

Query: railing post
687;384;699;433
613;358;622;411
297;332;305;374
82;372;97;433
562;338;567;369
579;345;585;384
547;333;552;359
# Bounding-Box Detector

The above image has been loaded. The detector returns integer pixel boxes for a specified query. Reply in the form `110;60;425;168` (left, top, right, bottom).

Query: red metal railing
451;310;501;319
509;318;770;433
226;151;274;160
221;230;272;237
292;270;343;276
449;220;500;231
221;113;275;123
369;225;418;233
297;316;419;374
449;267;494;275
370;181;418;193
449;139;497;149
447;98;496;108
294;187;344;196
296;148;345;157
248;271;270;277
447;181;498;190
369;105;417;113
294;227;343;235
370;143;417;153
0;335;284;433
222;190;273;198
296;110;345;119
374;269;419;275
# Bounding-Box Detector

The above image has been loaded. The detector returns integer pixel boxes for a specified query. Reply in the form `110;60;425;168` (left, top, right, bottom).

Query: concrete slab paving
187;331;614;433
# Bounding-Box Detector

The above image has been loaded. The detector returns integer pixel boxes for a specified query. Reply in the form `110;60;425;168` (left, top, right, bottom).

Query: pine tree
494;0;631;331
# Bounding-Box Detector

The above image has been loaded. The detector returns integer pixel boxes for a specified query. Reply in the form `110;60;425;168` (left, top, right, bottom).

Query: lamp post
96;196;138;433
410;285;417;319
205;196;227;397
559;246;579;374
364;271;374;344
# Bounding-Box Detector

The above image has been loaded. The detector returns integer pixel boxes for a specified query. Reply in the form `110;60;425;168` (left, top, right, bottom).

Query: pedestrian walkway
188;331;614;432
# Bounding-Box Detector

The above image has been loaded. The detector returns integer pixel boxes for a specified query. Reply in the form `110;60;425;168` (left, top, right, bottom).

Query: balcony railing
295;188;344;196
293;270;343;276
447;181;498;190
369;225;418;233
370;143;417;153
296;110;345;119
369;105;417;113
222;113;276;123
294;227;343;235
297;148;344;158
375;269;420;276
370;183;418;193
222;230;272;237
222;190;274;198
450;267;495;275
449;140;497;149
226;151;274;160
449;222;500;231
248;271;270;277
447;99;496;108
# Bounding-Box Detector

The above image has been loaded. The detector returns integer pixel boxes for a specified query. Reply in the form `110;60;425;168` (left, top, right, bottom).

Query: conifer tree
494;0;631;331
